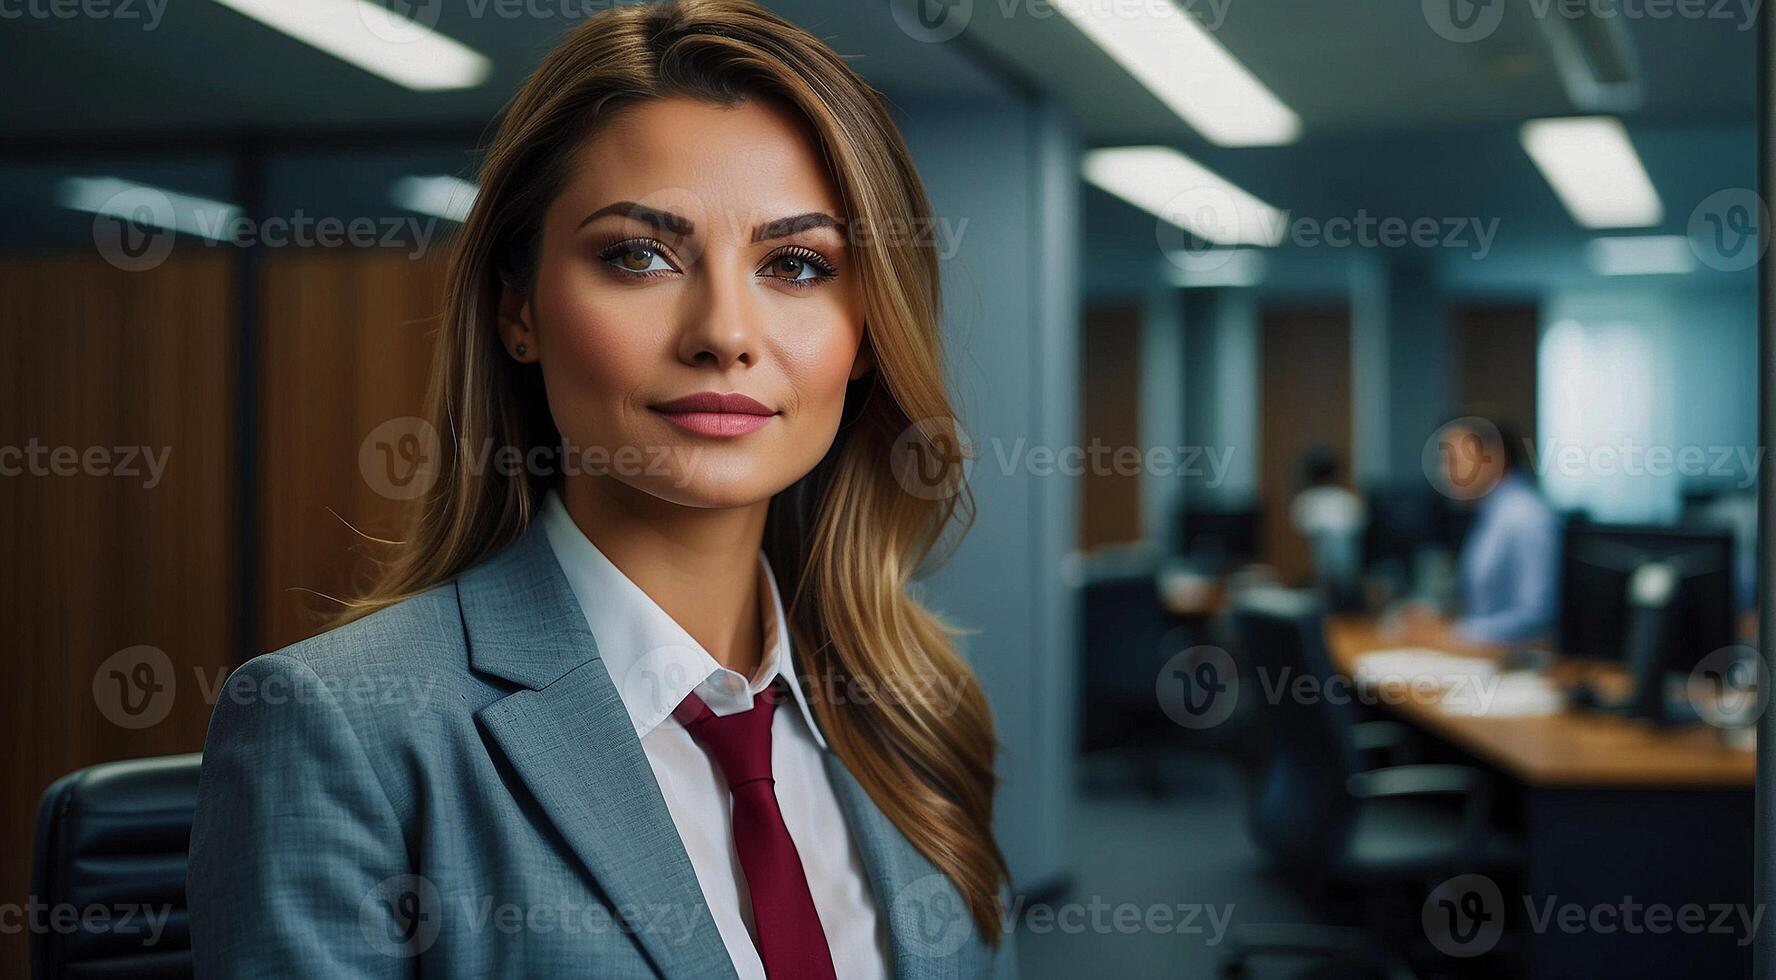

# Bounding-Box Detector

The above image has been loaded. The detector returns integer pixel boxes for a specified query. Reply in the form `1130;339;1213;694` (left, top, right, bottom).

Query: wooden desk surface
1323;616;1755;789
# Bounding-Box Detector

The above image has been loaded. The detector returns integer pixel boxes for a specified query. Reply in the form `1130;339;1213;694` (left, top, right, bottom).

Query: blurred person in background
1290;446;1365;610
185;2;1015;976
1404;415;1559;652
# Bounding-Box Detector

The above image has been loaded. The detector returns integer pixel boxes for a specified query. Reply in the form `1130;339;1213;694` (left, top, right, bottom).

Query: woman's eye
772;256;811;279
601;242;676;275
763;250;835;284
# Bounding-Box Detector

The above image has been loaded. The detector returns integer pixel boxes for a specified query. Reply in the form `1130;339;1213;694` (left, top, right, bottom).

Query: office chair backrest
32;753;201;979
1231;588;1364;869
1082;568;1172;700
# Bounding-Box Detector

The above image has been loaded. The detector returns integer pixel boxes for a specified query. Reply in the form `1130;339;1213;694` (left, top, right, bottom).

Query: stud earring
515;343;528;357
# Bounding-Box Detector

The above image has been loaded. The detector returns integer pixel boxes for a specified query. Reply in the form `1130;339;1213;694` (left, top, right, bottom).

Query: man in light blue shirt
1407;416;1560;649
1455;467;1561;645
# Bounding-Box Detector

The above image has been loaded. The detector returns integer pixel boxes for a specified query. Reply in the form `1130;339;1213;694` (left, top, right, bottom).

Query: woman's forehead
559;96;845;230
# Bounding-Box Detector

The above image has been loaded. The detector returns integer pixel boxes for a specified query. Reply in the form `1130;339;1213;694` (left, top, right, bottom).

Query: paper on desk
1354;649;1562;716
1437;672;1564;717
1353;648;1497;689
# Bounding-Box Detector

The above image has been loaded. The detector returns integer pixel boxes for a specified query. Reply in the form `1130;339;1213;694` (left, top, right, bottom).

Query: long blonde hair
346;0;1006;942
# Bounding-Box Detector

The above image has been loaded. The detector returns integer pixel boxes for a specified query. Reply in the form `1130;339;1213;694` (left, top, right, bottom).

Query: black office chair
1222;588;1519;978
1079;545;1245;795
32;753;201;979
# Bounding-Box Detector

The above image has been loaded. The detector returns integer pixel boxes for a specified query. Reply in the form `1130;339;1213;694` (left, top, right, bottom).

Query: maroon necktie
673;686;839;980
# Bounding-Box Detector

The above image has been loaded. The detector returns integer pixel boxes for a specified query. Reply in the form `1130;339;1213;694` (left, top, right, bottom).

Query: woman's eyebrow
576;201;694;235
752;211;845;242
574;203;843;242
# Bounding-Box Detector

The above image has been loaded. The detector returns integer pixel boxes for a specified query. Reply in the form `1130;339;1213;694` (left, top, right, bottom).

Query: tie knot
673;687;778;789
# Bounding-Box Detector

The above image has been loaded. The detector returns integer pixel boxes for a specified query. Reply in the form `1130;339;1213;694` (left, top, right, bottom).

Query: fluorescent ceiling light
392;175;479;223
57;177;241;242
208;0;490;91
1520;116;1663;228
1585;235;1694;276
1083;146;1286;247
1058;2;1298;145
1165;248;1267;288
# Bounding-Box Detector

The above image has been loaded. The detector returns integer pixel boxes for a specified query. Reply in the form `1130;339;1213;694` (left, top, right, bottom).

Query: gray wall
1181;289;1260;508
896;94;1081;892
1141;289;1186;545
1352;255;1456;485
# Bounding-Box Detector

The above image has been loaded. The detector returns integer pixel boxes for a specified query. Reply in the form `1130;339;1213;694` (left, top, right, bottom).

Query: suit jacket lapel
461;524;735;979
822;753;987;980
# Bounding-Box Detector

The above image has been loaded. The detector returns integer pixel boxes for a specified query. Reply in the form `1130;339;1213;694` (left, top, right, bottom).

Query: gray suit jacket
188;521;1017;978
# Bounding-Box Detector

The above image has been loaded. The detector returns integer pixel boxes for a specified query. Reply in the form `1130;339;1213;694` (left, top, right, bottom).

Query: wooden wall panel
1456;303;1539;438
258;249;449;653
1078;304;1145;551
1259;307;1353;586
0;251;236;970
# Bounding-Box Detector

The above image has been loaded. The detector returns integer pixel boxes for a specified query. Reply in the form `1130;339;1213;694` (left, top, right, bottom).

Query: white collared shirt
539;491;888;979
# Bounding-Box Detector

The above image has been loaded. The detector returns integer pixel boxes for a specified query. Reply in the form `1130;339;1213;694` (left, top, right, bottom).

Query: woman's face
502;96;871;510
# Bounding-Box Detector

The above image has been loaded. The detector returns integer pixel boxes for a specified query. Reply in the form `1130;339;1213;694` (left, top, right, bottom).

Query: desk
1324;616;1754;978
1325;617;1754;788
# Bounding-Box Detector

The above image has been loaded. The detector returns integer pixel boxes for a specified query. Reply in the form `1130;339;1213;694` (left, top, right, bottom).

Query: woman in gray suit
186;2;1014;976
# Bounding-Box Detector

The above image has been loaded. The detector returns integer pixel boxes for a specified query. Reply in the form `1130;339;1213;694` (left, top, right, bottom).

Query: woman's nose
676;264;761;369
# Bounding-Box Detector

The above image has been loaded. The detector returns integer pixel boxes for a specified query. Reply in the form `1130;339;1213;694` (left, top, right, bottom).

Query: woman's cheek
541;304;661;451
782;310;866;422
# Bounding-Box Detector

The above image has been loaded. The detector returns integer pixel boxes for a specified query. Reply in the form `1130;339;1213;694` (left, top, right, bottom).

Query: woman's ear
497;282;539;363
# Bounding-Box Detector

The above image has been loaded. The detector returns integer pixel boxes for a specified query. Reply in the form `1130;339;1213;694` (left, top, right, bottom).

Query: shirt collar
1475;470;1530;520
538;489;826;749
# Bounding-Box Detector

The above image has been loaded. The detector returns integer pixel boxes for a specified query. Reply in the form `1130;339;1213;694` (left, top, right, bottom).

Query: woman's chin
629;469;786;511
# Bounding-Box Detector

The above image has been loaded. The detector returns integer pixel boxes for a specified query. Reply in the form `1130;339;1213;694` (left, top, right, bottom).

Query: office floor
1016;749;1319;980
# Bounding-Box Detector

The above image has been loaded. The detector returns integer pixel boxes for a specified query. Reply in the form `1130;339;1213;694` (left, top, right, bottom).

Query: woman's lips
650;391;777;437
654;411;774;436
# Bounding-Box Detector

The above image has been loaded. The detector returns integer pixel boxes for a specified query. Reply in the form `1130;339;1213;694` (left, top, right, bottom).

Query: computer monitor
1175;505;1261;571
1679;480;1751;523
1680;488;1758;612
1360;484;1467;588
1559;522;1736;722
1363;485;1436;571
1560;523;1735;666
